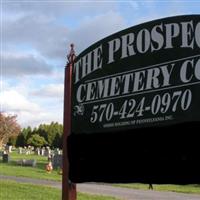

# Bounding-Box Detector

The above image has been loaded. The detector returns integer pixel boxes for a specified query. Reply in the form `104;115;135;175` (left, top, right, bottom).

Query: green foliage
52;132;62;148
27;134;47;148
16;127;32;147
7;136;17;146
16;134;25;147
24;126;33;141
37;122;63;148
15;122;63;148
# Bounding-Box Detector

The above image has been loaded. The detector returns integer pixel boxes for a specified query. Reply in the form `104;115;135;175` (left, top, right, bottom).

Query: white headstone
41;148;45;156
35;148;40;155
18;147;23;154
8;145;12;153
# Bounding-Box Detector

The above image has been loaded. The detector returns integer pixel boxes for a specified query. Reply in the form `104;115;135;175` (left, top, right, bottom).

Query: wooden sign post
62;44;77;200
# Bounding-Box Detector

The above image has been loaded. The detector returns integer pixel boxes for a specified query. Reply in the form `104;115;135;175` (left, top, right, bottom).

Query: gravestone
18;147;23;154
35;148;40;155
17;159;36;167
27;146;34;154
44;147;51;157
52;154;62;169
2;153;10;163
41;148;45;156
25;150;31;155
48;153;52;162
54;148;61;155
5;145;12;153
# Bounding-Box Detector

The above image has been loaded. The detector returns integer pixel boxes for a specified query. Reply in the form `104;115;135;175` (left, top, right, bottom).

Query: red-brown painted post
62;44;76;200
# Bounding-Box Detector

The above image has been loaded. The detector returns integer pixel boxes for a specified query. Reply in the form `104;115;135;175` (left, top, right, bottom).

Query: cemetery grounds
0;148;118;200
0;148;200;200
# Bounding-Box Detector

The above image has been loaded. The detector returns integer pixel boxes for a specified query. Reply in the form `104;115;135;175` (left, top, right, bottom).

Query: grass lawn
1;151;200;195
0;180;118;200
0;151;61;181
114;183;200;194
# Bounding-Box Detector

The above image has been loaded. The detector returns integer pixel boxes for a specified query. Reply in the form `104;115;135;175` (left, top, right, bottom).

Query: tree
27;134;47;148
23;126;33;143
16;127;32;147
37;124;48;143
15;121;63;148
0;112;21;148
16;134;25;147
7;136;17;146
52;132;62;148
37;122;63;147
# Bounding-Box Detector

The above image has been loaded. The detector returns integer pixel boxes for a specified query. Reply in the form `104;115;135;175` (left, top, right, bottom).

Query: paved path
0;174;61;188
77;183;200;200
1;175;200;200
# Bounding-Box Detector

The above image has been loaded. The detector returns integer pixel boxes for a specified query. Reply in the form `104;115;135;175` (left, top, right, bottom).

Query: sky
1;0;200;128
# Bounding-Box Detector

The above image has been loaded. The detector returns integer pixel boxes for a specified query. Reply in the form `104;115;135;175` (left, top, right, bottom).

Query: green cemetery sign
71;15;200;134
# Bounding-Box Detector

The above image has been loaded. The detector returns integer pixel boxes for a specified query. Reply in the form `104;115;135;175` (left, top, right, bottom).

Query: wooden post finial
67;43;76;66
